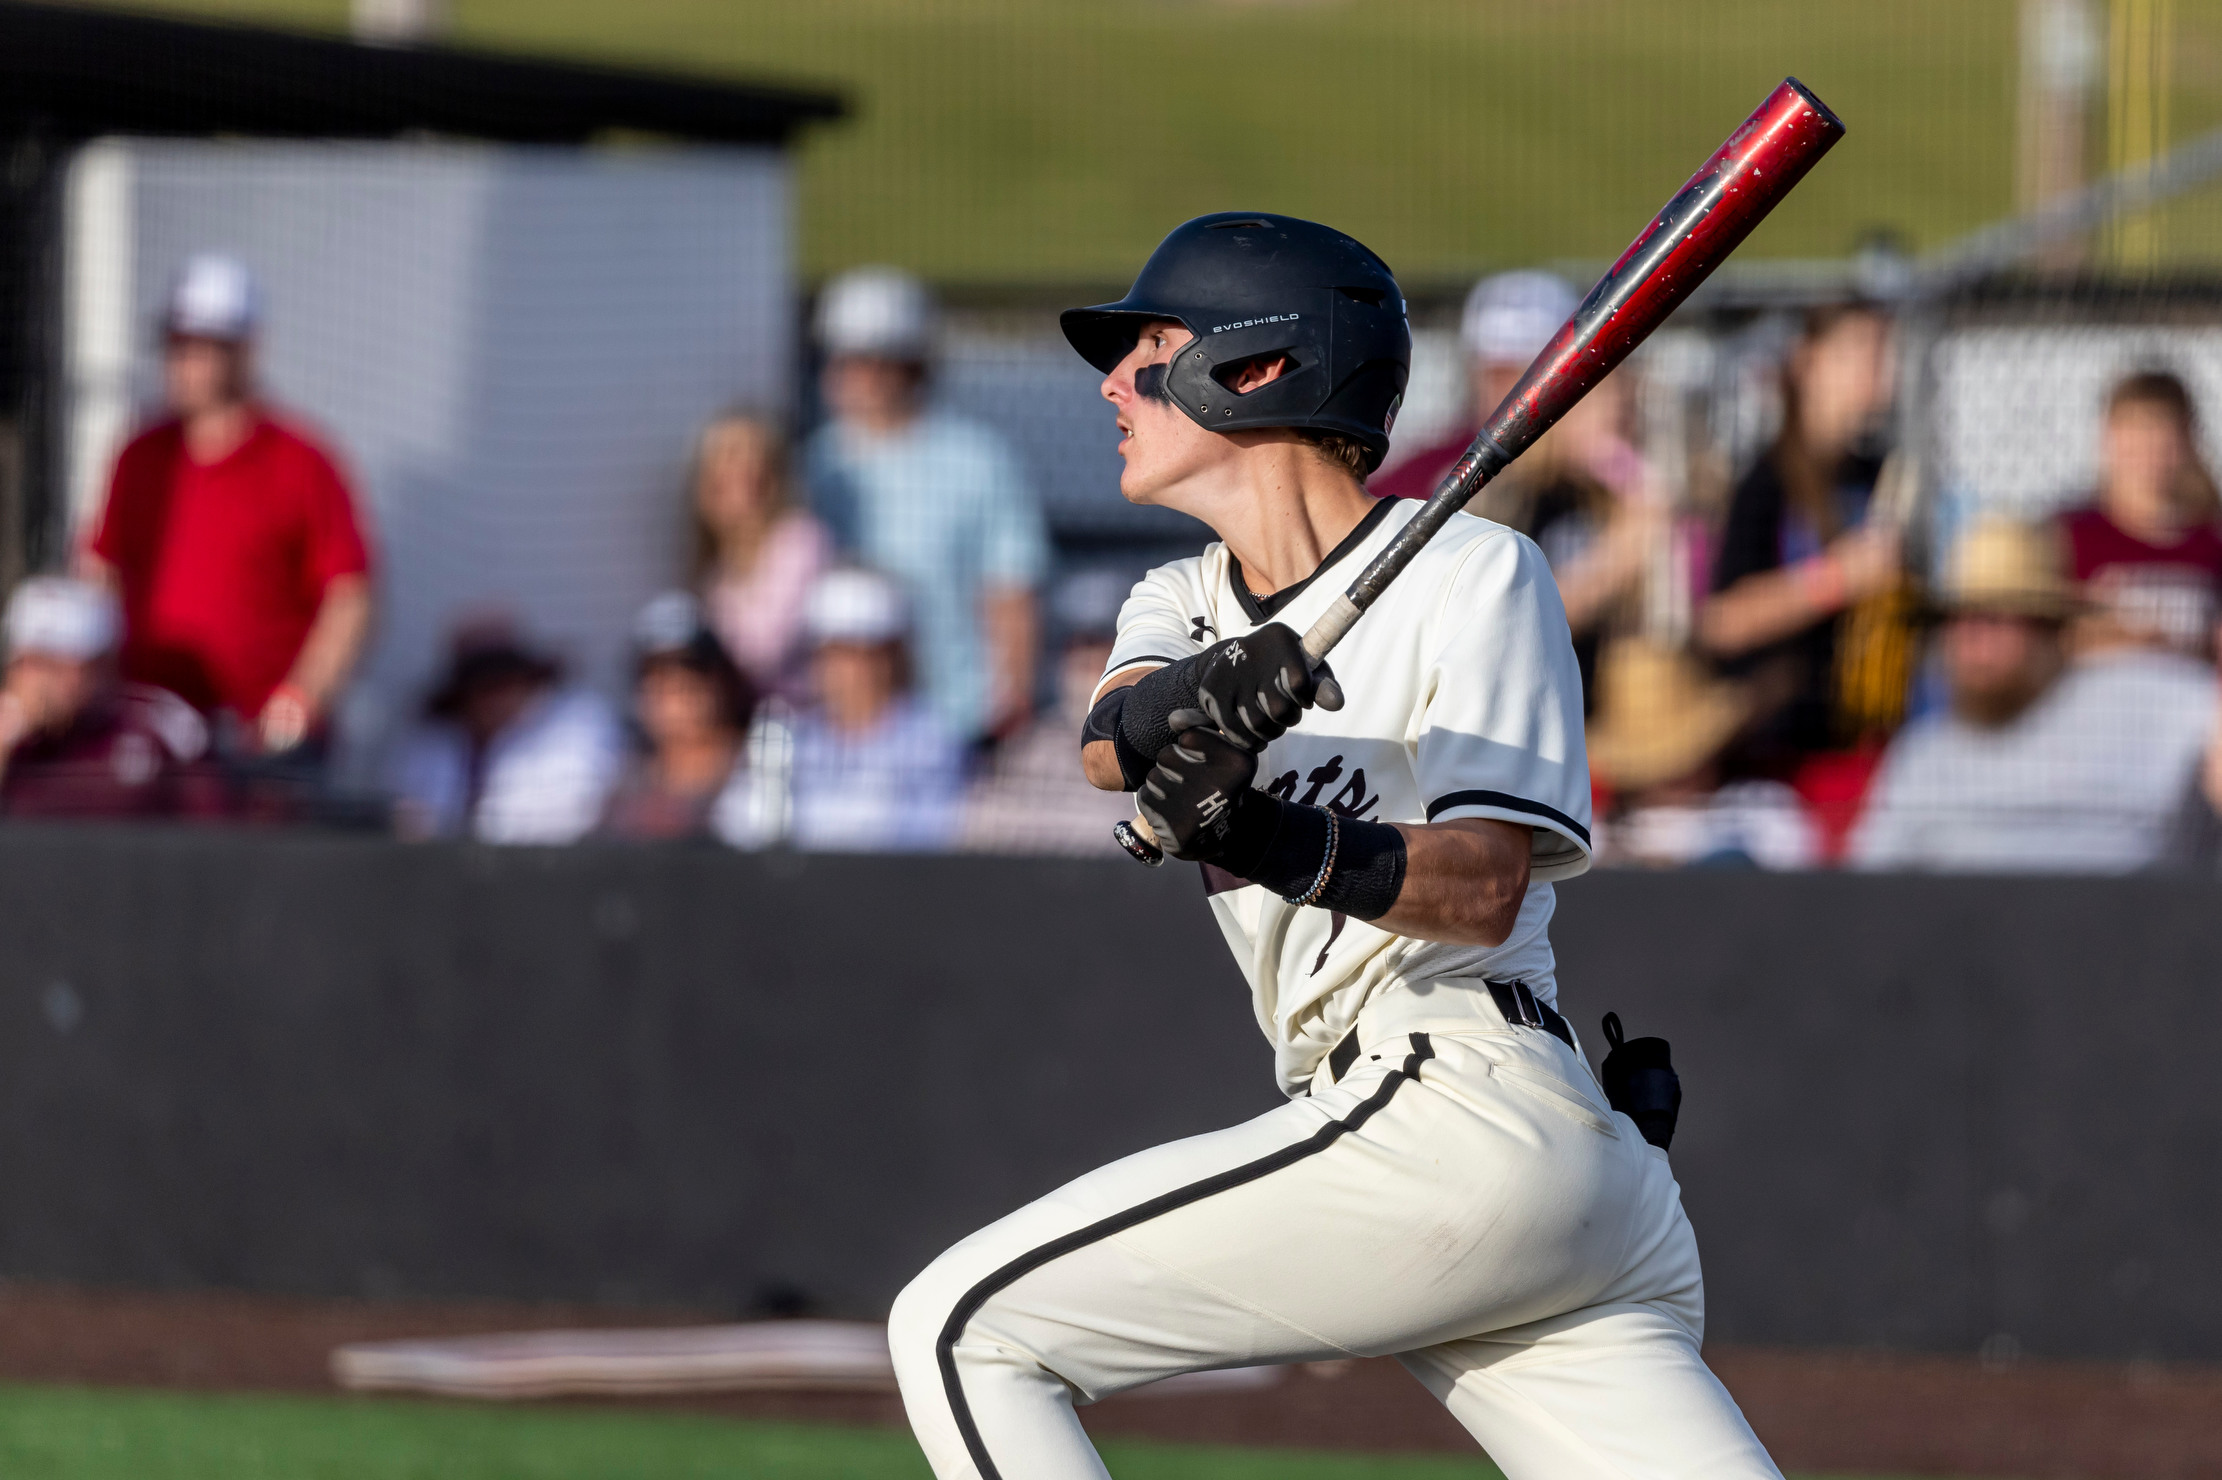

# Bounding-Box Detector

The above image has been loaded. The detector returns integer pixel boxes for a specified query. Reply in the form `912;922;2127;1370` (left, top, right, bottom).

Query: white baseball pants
889;989;1782;1480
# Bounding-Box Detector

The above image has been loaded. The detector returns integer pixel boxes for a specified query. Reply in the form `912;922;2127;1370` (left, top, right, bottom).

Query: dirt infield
2;1283;2217;1480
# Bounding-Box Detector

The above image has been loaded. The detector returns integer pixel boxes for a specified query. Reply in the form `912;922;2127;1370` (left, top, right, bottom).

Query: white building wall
61;138;791;773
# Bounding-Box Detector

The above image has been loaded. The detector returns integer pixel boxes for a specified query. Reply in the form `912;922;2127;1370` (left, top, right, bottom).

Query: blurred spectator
1699;302;1902;762
787;567;963;852
2059;370;2222;660
689;411;830;699
960;569;1138;855
1587;637;1816;869
1851;519;2213;873
600;593;758;842
1375;271;1662;702
804;268;1049;748
81;255;374;760
0;577;226;819
386;618;622;844
2158;691;2222;872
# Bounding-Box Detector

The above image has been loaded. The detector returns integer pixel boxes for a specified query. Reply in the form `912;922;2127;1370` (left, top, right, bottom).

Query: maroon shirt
2060;505;2222;653
1370;428;1473;503
0;684;229;820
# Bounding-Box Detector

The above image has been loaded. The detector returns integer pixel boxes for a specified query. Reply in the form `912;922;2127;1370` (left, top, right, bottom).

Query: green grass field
0;1383;1967;1480
75;0;2222;285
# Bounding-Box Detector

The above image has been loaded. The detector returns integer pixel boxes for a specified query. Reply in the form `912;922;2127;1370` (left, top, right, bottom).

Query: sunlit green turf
0;1382;1976;1480
0;1383;1491;1480
82;0;2222;285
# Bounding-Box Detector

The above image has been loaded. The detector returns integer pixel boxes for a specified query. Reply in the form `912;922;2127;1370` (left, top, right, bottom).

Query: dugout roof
0;1;846;146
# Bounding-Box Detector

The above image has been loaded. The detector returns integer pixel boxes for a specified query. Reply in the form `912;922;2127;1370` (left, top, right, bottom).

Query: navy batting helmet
1061;213;1410;473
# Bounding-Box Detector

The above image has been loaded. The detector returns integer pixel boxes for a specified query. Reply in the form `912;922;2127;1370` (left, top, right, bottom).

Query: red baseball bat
1119;77;1845;866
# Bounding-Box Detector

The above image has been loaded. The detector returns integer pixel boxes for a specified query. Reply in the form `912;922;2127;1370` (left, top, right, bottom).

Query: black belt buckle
1486;980;1575;1053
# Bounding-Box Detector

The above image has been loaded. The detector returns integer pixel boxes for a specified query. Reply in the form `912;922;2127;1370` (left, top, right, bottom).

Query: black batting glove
1137;716;1276;864
1195;622;1340;752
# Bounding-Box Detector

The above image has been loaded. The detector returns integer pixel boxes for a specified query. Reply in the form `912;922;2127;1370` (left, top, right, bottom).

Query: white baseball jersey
1097;496;1594;1094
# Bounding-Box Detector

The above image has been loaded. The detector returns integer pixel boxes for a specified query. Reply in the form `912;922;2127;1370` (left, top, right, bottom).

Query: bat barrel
1483;77;1845;459
1304;78;1844;661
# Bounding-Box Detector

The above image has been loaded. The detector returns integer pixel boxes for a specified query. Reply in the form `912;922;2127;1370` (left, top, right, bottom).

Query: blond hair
688;410;795;581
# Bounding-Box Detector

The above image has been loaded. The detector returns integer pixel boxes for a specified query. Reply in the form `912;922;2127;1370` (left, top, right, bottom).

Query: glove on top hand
1192;621;1342;752
1104;621;1342;789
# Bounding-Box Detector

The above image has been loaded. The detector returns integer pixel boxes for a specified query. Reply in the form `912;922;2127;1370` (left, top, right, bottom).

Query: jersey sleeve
1095;558;1208;702
1413;529;1594;880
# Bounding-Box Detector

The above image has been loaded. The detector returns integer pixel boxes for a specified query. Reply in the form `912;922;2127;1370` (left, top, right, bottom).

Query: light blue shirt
805;410;1049;738
789;698;965;853
1851;652;2216;874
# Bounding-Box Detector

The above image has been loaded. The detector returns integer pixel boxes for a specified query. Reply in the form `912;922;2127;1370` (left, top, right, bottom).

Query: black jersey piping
1227;496;1397;623
933;1031;1436;1480
1425;789;1593;847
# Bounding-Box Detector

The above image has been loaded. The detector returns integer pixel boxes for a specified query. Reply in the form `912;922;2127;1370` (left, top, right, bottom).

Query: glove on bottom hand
1135;714;1411;918
1135;716;1274;864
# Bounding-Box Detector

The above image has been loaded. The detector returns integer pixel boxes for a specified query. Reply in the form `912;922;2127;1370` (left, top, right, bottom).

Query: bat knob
1113;819;1166;867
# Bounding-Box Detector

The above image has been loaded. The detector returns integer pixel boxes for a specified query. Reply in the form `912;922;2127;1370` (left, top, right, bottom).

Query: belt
1325;978;1575;1084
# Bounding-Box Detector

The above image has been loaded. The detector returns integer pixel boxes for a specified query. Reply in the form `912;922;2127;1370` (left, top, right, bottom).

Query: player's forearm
1374;817;1531;947
284;576;373;708
1078;666;1155;791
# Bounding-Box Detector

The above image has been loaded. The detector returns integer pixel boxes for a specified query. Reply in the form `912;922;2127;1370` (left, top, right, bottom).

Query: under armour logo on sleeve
1191;615;1217;642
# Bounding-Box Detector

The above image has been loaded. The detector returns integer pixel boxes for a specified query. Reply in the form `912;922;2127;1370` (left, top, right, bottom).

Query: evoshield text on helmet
1061;213;1411;473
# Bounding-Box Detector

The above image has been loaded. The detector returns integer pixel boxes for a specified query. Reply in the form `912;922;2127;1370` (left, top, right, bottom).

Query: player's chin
1116;459;1165;507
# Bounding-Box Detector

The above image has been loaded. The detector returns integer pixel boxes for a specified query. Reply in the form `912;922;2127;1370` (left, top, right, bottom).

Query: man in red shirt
81;255;373;756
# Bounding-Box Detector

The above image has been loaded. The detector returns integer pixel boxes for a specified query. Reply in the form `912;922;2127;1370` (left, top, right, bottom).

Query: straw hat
1935;518;2080;621
1585;639;1752;793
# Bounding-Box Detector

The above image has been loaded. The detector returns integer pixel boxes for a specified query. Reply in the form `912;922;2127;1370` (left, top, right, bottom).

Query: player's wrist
1081;686;1154;790
1221;797;1407;920
1114;654;1205;778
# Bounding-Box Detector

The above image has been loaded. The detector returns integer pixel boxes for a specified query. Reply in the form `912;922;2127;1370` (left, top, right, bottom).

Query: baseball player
888;214;1781;1480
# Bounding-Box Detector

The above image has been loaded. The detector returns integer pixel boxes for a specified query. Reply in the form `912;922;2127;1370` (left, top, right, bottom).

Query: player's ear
1220;353;1295;396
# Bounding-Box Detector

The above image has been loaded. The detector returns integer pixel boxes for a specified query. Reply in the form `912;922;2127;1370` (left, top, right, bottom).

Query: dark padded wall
1551;870;2222;1363
0;828;1269;1318
0;827;2213;1361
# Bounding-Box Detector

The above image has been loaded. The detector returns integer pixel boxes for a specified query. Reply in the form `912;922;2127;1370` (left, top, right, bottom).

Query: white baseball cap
816;267;936;360
165;253;261;341
1461;270;1577;366
805;567;909;646
5;577;120;661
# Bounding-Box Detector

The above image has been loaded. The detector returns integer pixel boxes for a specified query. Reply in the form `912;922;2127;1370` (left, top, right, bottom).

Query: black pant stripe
932;1032;1436;1480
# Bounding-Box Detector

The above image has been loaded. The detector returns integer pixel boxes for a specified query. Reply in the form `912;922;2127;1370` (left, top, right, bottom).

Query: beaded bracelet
1286;807;1341;907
